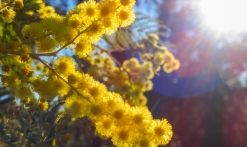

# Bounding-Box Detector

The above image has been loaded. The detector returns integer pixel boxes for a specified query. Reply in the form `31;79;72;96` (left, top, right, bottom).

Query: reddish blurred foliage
146;86;226;147
152;94;208;147
171;30;218;77
223;89;247;147
219;46;247;79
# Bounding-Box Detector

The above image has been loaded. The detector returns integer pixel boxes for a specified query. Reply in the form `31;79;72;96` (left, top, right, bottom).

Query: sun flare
198;0;247;33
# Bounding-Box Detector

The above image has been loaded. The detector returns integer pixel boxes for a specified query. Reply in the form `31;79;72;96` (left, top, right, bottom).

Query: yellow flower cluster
38;6;56;18
63;69;173;147
153;50;180;73
92;54;115;70
1;7;16;23
0;0;24;23
0;0;174;146
137;34;181;74
162;52;180;73
24;55;173;146
123;58;154;86
97;32;180;106
0;0;45;23
20;0;136;57
120;58;154;105
107;67;129;88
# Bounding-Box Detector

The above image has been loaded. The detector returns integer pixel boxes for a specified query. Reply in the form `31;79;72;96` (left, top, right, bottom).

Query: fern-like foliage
102;13;170;51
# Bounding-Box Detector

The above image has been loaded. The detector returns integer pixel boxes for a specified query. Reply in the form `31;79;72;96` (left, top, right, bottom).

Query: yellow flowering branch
41;30;87;57
0;0;15;11
31;54;90;101
21;33;52;46
0;0;175;146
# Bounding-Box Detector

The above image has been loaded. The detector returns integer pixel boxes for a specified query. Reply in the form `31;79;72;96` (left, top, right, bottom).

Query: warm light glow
198;0;247;33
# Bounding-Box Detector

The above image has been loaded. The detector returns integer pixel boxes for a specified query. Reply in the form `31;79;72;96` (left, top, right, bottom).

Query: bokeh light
198;0;247;33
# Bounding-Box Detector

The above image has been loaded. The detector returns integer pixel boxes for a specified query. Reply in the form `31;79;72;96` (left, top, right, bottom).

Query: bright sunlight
198;0;247;33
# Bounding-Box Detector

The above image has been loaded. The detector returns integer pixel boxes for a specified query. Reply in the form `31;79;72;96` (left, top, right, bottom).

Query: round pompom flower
74;40;92;58
14;0;24;10
150;119;173;146
95;116;116;138
130;106;153;128
120;0;135;7
87;102;106;122
50;77;70;97
54;56;76;76
67;14;83;29
98;0;119;18
111;126;137;147
116;7;135;27
65;94;89;120
1;8;16;23
36;37;57;53
67;71;81;85
101;16;119;35
123;57;140;73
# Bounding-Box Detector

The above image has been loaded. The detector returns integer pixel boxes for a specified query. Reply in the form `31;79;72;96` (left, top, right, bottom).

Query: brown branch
28;29;86;57
0;0;14;11
30;54;90;102
21;33;52;45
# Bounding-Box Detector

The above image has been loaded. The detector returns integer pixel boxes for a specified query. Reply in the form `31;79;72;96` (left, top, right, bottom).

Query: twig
0;0;14;11
22;33;52;45
19;118;31;147
30;55;90;102
33;126;75;147
41;111;64;142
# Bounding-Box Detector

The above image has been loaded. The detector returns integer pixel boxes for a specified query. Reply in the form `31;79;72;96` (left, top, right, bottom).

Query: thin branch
50;29;87;56
41;111;64;142
93;44;129;53
29;29;85;57
0;74;35;85
93;45;123;67
21;33;52;45
30;54;90;102
0;0;14;11
19;119;31;147
33;126;75;147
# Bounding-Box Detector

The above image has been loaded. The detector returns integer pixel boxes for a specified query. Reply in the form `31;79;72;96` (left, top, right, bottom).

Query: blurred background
45;0;247;146
148;0;247;147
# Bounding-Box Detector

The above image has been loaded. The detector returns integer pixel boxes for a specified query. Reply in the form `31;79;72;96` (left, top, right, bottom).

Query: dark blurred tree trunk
202;85;226;147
